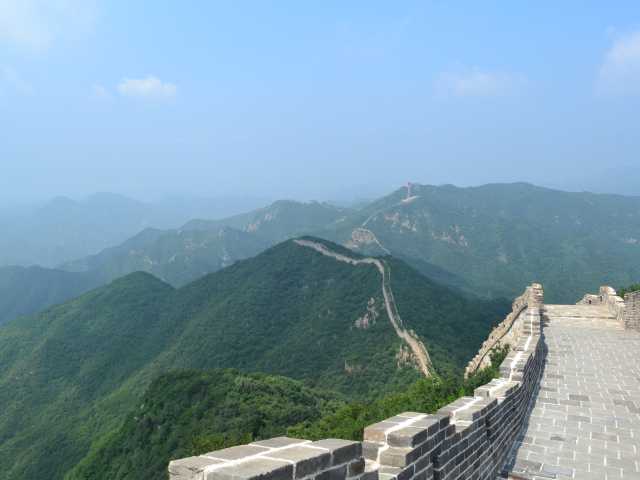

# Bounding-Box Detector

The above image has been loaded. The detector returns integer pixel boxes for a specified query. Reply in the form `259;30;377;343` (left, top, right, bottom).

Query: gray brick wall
577;286;625;325
624;290;640;331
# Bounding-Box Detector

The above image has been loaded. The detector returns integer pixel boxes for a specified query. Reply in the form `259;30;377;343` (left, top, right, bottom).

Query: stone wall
168;284;546;480
623;290;640;331
464;284;541;377
169;438;372;480
577;285;640;330
577;285;625;324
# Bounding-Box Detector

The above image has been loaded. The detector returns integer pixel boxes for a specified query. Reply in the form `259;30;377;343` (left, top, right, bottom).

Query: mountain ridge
0;237;507;479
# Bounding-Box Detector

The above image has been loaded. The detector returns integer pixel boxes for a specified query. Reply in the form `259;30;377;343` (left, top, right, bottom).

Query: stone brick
311;439;362;465
314;465;347;480
387;426;429;448
363;422;397;443
264;446;331;479
169;456;224;479
209;458;293;480
251;437;307;449
378;447;421;468
362;441;382;462
206;445;270;461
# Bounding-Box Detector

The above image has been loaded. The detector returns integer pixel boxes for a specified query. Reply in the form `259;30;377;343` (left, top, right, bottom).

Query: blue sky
1;1;640;202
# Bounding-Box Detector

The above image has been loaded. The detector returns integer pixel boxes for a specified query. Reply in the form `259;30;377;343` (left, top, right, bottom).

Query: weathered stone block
169;456;224;479
362;441;382;461
363;422;397;443
206;445;270;461
209;458;293;480
378;446;421;468
387;426;429;448
347;458;365;476
409;416;440;433
265;446;331;479
251;437;307;449
378;465;414;480
314;465;347;480
311;439;362;465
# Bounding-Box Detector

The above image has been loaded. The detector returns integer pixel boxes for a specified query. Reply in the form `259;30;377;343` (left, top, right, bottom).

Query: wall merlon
578;285;640;331
623;290;640;331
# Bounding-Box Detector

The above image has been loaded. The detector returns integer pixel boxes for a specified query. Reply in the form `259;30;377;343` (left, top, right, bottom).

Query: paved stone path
294;239;432;376
505;305;640;479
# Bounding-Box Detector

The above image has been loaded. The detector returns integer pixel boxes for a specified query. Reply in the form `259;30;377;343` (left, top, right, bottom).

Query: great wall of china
169;283;640;480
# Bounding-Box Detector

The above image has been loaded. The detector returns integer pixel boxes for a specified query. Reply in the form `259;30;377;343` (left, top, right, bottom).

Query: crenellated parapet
578;285;640;331
168;284;547;480
464;283;543;378
169;438;372;480
623;290;640;331
577;285;625;324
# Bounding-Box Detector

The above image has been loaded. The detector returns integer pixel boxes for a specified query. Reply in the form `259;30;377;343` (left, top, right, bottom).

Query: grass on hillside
618;283;640;298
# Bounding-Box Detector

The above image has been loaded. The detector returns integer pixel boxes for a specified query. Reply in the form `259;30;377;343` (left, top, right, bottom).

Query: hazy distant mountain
7;182;640;327
61;200;350;287
183;199;351;242
559;165;640;197
0;238;506;479
0;266;101;324
62;226;270;287
0;200;349;325
0;192;271;268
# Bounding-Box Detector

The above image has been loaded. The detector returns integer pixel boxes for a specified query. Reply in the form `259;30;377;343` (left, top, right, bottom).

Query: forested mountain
66;370;343;480
68;350;507;480
64;183;640;304
61;226;270;287
61;200;347;288
182;199;350;241
4;183;640;327
329;183;640;303
0;200;348;325
0;238;507;479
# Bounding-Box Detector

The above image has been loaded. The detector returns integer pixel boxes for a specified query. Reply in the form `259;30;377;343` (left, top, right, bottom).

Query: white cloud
0;66;32;94
597;31;640;96
117;76;177;100
434;68;525;98
0;0;97;52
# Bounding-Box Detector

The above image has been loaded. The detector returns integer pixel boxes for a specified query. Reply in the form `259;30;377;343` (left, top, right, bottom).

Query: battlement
578;285;640;331
168;284;547;480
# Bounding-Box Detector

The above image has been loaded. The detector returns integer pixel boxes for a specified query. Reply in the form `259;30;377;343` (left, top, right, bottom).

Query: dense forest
68;348;508;480
0;238;508;479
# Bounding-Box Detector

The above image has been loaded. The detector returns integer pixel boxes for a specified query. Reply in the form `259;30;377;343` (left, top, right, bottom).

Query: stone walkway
505;305;640;479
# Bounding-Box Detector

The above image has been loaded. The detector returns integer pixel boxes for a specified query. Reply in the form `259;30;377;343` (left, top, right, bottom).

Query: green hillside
332;183;640;303
0;266;101;325
67;370;343;480
57;183;640;308
68;349;508;480
183;199;350;242
0;238;506;479
62;226;270;287
0;272;175;479
5;183;640;327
